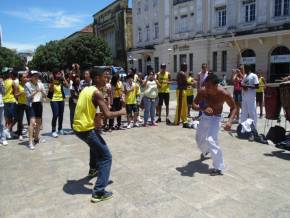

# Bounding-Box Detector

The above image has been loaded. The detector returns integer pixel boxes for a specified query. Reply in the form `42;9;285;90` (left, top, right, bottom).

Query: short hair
204;74;220;85
202;63;208;68
90;67;106;79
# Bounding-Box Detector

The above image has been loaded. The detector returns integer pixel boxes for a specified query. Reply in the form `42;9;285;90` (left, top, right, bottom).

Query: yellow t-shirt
125;83;137;105
3;79;16;103
256;77;265;93
158;72;170;93
114;81;123;98
73;86;98;132
186;76;194;96
18;84;26;105
52;83;64;101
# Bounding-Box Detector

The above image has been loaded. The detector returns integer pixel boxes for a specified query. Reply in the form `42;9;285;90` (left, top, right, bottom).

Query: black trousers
109;97;122;128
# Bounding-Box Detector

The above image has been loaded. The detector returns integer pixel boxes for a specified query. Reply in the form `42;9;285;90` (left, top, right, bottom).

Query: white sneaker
58;130;64;135
19;135;24;141
133;123;139;128
28;143;35;150
2;140;8;146
52;132;58;138
127;124;132;129
4;129;11;139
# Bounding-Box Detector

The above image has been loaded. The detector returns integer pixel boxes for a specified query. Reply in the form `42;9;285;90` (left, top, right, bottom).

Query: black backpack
266;126;286;144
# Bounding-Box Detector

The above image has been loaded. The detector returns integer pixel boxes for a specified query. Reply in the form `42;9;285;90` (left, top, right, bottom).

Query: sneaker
166;118;172;125
143;123;147;127
58;130;64;135
127;124;132;129
200;152;209;161
52;132;58;138
151;122;158;127
133;123;139;128
88;168;98;177
210;169;223;176
91;191;113;203
19;135;24;141
156;118;161;123
2;140;8;146
4;129;11;139
34;138;46;144
28;143;35;150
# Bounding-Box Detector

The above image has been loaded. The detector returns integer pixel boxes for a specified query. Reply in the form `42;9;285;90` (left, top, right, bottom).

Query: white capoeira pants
240;96;257;127
196;114;225;171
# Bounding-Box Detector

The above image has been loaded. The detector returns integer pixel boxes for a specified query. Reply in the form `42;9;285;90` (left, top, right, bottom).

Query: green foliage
30;35;112;71
0;47;25;69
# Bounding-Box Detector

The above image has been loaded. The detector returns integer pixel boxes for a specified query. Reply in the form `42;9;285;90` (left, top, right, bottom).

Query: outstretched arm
92;91;126;119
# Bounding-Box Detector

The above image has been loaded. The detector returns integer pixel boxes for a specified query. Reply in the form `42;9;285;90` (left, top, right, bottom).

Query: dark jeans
109;97;122;128
75;129;112;194
69;99;76;129
16;104;30;136
50;101;65;132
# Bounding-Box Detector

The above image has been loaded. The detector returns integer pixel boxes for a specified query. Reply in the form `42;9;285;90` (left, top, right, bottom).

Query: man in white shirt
240;65;259;127
196;63;209;117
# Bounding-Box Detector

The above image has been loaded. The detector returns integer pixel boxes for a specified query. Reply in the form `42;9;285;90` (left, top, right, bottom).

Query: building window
174;55;177;72
146;25;150;41
154;57;159;73
138;59;143;73
189;53;193;71
138;28;142;42
212;52;217;72
274;0;290;17
216;7;227;27
244;0;256;22
144;0;149;11
137;2;141;15
154;23;159;39
179;15;188;33
221;51;227;72
180;54;187;71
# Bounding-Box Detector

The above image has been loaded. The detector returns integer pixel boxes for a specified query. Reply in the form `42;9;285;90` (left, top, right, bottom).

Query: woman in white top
143;71;160;127
25;71;46;150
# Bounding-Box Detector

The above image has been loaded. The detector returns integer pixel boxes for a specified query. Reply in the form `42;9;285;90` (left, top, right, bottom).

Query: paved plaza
0;97;290;218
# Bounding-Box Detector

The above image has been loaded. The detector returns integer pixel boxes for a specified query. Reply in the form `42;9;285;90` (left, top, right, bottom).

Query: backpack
266;126;286;144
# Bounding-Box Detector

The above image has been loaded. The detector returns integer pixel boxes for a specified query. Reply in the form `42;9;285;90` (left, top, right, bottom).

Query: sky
0;0;132;52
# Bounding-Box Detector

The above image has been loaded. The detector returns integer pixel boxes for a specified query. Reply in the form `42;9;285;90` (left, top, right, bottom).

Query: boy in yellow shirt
124;74;139;129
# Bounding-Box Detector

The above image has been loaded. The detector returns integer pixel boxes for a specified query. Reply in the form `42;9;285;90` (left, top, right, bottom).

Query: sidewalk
0;102;289;218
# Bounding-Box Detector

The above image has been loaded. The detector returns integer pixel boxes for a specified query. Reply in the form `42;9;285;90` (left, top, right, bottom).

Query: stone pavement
0;99;290;218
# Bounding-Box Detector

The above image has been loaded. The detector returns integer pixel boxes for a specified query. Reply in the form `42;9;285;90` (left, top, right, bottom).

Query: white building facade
128;0;290;81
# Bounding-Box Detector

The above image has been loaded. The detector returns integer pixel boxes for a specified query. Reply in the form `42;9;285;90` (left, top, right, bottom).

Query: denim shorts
4;103;16;119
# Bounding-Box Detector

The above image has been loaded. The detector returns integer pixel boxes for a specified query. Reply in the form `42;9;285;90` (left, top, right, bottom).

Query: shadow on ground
264;150;290;161
176;160;209;177
63;176;93;195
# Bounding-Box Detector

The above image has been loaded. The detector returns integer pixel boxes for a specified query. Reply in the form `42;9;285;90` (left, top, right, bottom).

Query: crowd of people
1;62;288;203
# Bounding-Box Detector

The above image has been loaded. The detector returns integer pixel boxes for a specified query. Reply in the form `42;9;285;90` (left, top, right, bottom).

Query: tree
30;35;112;71
29;40;64;72
62;35;112;69
0;47;25;69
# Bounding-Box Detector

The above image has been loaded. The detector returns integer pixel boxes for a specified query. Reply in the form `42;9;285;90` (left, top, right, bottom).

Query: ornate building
129;0;290;81
93;0;133;67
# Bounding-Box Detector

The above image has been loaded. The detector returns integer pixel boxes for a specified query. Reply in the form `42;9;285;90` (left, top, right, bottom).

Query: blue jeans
50;101;65;132
143;96;157;124
75;130;112;195
0;107;5;141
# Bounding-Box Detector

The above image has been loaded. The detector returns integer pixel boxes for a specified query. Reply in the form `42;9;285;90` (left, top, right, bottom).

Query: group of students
0;69;46;149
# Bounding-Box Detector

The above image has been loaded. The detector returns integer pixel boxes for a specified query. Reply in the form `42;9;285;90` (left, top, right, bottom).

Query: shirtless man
192;74;237;176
